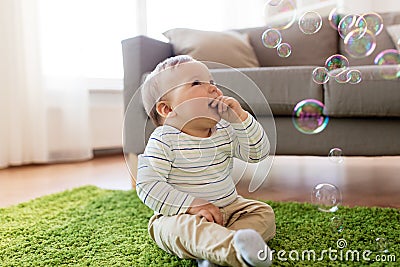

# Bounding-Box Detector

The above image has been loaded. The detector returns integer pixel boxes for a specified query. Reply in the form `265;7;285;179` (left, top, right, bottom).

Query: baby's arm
137;132;223;223
231;113;270;163
138;155;223;223
136;134;195;216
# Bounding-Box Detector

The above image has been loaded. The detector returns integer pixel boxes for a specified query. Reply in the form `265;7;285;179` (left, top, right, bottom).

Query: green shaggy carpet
0;186;398;266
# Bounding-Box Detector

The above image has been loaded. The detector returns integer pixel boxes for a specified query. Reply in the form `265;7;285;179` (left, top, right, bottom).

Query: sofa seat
259;116;400;155
324;66;400;117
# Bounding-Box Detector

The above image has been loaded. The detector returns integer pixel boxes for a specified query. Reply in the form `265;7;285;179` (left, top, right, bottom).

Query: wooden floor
0;154;399;209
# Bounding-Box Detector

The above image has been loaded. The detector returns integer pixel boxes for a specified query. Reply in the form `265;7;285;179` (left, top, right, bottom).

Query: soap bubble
299;11;323;34
374;49;400;65
374;49;400;80
262;29;282;48
338;14;367;39
344;29;376;58
377;65;400;80
267;0;283;6
347;69;362;84
330;216;344;233
325;54;349;77
328;8;342;30
311;183;342;212
263;0;297;30
361;12;384;36
334;70;351;83
292;99;329;134
312;67;329;84
329;148;344;163
277;42;292;57
375;237;389;253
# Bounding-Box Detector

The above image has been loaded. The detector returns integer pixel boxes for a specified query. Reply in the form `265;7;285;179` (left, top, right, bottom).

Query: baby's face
160;61;224;127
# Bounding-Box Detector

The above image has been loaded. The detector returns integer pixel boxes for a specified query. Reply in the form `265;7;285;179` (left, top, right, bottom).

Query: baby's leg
223;196;276;241
148;213;247;266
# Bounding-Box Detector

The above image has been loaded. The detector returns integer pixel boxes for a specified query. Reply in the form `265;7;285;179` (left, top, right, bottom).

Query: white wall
89;90;124;150
338;0;400;13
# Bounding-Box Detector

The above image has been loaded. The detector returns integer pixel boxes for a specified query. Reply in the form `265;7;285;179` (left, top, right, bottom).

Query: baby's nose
208;83;222;95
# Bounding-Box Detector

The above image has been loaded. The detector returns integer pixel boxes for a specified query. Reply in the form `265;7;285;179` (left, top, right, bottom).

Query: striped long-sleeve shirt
136;112;270;216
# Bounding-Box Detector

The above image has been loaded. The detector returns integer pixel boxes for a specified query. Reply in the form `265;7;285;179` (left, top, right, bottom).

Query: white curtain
0;0;92;169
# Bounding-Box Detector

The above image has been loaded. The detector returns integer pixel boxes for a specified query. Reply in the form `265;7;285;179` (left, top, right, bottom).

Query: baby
136;55;275;267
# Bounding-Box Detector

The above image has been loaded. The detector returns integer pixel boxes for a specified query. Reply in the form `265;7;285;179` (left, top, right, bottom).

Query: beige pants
148;196;276;267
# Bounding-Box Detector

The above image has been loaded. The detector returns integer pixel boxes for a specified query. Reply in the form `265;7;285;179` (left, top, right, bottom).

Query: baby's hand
187;198;223;225
209;96;248;123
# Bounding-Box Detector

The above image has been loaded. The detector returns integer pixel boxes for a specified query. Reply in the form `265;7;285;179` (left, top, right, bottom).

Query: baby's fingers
198;210;214;223
210;96;222;108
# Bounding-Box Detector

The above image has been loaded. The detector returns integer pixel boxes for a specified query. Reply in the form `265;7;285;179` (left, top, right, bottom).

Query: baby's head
142;55;223;127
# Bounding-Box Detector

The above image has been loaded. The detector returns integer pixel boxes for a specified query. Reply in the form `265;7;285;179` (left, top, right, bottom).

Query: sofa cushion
210;66;323;116
386;24;400;49
324;65;400;117
163;28;260;68
338;12;400;66
239;16;338;67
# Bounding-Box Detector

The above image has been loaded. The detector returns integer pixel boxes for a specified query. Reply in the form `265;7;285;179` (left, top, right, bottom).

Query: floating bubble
325;54;349;77
361;12;384;36
375;237;389;253
263;0;297;30
328;8;342;30
347;69;362;84
374;49;400;65
334;70;351;83
262;29;282;48
377;65;400;80
329;148;344;163
292;99;329;135
338;14;367;39
311;183;342;212
344;29;376;58
312;67;329;84
330;216;344;233
374;49;400;80
267;0;283;6
299;11;323;34
277;42;292;57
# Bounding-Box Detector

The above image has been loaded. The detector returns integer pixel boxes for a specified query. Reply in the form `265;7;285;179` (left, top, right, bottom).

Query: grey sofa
122;13;400;160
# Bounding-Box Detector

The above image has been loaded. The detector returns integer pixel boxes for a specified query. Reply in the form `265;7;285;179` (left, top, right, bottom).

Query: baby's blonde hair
142;55;195;126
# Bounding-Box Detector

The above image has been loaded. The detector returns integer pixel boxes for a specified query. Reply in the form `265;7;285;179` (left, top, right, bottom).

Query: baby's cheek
177;98;219;121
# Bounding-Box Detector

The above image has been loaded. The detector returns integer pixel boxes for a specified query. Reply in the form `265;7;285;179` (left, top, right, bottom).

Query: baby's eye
209;80;216;85
191;80;202;86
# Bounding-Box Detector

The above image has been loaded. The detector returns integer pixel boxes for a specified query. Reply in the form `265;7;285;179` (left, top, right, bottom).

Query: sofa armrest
121;36;172;154
121;35;173;111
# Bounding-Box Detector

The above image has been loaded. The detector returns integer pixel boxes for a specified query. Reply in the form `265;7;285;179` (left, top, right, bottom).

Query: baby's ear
156;101;175;118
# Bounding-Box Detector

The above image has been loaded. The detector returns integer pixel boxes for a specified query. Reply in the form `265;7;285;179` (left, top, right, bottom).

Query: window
39;0;139;79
